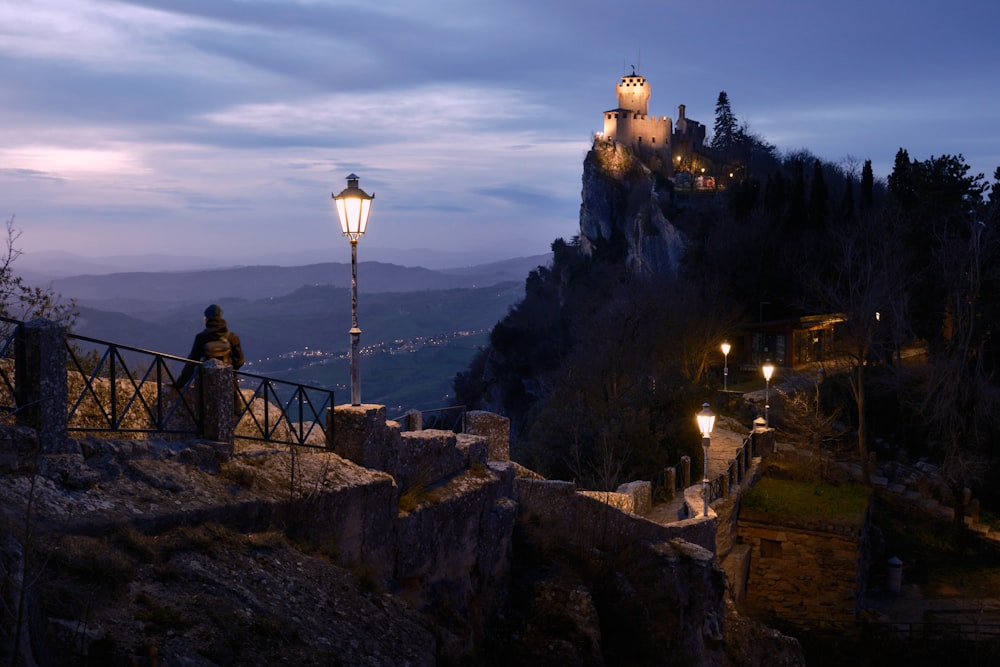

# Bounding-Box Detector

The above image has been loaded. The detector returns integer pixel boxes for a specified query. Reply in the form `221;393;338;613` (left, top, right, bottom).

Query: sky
1;0;998;271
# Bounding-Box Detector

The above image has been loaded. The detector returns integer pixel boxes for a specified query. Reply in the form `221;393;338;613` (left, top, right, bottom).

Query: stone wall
738;513;870;633
512;477;729;664
464;410;510;462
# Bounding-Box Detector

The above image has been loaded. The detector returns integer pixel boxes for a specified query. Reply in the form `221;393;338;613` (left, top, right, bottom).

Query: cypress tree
808;160;829;229
711;91;737;152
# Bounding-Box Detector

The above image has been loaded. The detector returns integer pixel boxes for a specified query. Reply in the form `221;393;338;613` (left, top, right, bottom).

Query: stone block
332;404;392;470
394;429;468;492
616;480;652;515
465;411;510;462
456;433;488;468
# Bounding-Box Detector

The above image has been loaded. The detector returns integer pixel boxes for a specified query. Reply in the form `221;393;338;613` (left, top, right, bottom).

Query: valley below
47;255;547;413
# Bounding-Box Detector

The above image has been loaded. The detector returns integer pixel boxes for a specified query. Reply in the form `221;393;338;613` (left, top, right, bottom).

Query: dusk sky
2;0;998;271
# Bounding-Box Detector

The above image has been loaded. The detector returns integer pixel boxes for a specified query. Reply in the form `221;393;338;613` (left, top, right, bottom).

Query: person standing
175;304;245;391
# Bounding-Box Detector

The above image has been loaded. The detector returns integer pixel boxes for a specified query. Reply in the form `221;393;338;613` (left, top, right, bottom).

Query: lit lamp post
762;359;774;427
697;403;716;517
332;173;374;407
721;340;731;391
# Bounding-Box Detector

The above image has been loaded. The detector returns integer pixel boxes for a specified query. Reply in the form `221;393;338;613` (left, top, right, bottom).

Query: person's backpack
203;332;232;364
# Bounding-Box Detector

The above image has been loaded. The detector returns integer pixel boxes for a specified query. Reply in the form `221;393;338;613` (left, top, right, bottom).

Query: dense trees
455;94;1000;511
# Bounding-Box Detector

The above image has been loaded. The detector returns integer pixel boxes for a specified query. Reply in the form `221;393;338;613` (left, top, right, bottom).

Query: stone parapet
332;404;492;495
515;478;717;555
332;404;394;470
395;429;487;493
616;480;652;515
464;410;510;461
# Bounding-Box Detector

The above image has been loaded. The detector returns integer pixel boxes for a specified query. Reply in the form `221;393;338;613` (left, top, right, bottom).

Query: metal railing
420;405;466;432
650;431;758;509
706;432;757;505
66;334;202;435
231;370;333;449
65;332;334;448
391;405;467;433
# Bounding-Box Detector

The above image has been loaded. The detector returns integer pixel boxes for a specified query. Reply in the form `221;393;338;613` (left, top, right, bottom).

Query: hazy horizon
18;245;553;278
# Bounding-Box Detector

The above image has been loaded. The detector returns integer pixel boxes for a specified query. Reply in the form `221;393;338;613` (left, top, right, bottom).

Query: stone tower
616;71;650;114
602;70;671;150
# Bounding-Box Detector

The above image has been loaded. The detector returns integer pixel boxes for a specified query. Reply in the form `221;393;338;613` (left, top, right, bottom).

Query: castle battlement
600;70;708;173
602;71;671;150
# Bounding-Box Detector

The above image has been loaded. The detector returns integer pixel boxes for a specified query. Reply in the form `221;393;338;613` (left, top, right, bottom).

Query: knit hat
204;304;223;318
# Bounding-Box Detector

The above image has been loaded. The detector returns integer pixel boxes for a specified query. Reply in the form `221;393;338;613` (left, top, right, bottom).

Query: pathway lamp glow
762;359;774;427
721;341;731;391
697;403;716;517
333;173;374;406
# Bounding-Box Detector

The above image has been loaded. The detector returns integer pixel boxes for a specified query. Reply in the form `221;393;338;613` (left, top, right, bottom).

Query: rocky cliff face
578;140;686;277
0;415;802;666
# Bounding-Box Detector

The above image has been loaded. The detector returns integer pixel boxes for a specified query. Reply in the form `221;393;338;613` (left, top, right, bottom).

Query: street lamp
762;359;774;427
721;341;731;391
696;403;716;517
332;173;374;406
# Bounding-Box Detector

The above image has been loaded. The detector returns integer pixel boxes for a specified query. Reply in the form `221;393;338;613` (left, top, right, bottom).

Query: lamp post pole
332;174;374;407
762;360;774;427
697;403;716;518
348;237;361;405
721;341;731;392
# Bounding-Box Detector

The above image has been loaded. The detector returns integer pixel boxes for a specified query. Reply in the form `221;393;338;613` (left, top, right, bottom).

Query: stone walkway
643;422;753;524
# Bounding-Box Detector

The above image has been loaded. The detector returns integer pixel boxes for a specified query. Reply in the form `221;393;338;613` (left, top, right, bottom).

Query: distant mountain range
19;246;546;278
45;254;550;313
54;254;549;411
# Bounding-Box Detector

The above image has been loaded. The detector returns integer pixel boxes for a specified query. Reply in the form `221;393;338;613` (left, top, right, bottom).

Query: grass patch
220;462;258;489
742;477;869;523
398;483;426;513
44;534;135;592
873;496;1000;598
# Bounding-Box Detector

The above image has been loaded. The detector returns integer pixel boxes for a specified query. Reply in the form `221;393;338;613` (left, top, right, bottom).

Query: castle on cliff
600;69;711;181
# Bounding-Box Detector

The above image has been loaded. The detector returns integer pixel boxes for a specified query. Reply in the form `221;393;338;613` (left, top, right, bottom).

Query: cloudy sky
1;0;998;270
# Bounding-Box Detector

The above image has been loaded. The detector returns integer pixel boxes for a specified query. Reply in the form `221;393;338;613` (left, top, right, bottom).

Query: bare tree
809;215;910;484
0;216;76;326
922;215;1000;545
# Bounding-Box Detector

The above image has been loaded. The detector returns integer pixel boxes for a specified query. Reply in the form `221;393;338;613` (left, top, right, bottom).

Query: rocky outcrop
0;415;802;666
579;139;687;277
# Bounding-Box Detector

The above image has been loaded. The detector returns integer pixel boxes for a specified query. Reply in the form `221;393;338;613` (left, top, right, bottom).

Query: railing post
681;455;691;488
665;467;676;500
199;359;234;449
17;319;68;453
325;405;336;450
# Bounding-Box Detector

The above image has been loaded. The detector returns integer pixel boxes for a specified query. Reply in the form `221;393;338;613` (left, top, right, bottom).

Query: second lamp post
721;340;731;391
333;174;374;407
762;359;774;427
697;403;716;517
